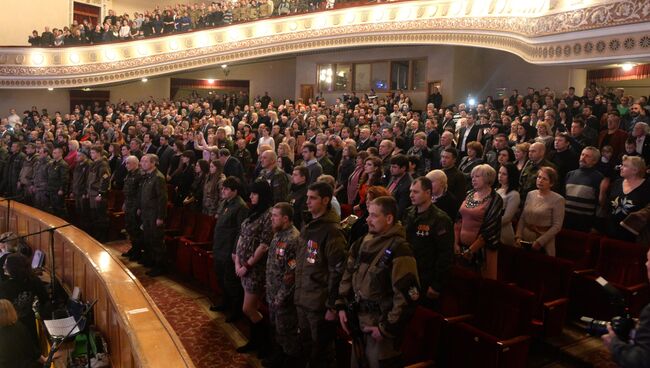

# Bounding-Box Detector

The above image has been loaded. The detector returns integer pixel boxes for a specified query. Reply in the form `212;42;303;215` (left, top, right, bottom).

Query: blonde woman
607;155;650;241
0;299;44;367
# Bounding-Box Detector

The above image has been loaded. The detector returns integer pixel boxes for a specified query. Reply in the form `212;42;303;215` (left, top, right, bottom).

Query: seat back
474;279;535;339
438;265;480;317
596;238;649;286
191;213;216;242
164;204;183;229
497;244;519;283
401;306;442;365
511;249;573;316
179;209;198;237
556;229;600;270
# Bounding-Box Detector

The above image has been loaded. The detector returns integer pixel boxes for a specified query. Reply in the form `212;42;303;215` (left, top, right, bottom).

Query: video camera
580;277;635;340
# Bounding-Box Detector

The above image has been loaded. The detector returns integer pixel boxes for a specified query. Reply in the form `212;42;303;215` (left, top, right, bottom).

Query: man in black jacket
289;166;309;229
387;154;412;220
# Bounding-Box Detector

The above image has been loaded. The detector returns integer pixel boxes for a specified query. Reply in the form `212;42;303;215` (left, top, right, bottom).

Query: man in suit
142;133;158;155
457;115;482;158
356;127;372;152
316;143;336;177
219;148;245;182
633;122;650;165
427;87;443;109
387;154;413;220
155;135;174;176
431;131;455;170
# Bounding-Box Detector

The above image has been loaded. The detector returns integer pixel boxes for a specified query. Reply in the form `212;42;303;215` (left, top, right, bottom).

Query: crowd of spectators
28;0;339;47
0;83;649;365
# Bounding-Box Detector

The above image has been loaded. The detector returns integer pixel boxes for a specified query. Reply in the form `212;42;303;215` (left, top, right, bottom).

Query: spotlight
621;63;634;72
141;78;148;82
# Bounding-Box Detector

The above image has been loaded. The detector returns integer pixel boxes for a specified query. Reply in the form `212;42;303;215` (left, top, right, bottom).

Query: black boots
236;321;262;353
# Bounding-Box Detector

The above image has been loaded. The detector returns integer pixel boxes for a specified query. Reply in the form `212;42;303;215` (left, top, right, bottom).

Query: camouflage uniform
294;209;347;368
86;157;111;240
266;225;301;357
138;169;168;270
2;150;25;197
235;209;272;294
46;158;69;217
123;168;143;257
202;173;224;216
71;157;91;229
32;156;50;211
258;167;290;204
337;224;420;368
17;153;35;205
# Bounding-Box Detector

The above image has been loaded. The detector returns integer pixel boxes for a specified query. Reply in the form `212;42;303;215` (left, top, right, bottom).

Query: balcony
1;0;650;89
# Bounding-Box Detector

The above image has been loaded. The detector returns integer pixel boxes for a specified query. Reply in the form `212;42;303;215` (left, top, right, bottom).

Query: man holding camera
602;248;650;367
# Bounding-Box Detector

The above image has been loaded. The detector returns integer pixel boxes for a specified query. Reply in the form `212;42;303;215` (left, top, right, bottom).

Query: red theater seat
401;306;442;366
448;279;535;368
175;212;212;278
207;252;221;296
571;237;650;319
555;229;601;271
508;247;573;337
438;265;480;318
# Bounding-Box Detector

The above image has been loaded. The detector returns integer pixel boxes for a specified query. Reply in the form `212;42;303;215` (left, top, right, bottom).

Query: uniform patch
275;242;286;258
287;259;296;269
306;240;319;264
408;286;420;301
416;224;430;237
102;173;109;179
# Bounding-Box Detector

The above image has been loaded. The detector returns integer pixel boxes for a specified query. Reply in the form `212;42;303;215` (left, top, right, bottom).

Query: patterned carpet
106;240;254;368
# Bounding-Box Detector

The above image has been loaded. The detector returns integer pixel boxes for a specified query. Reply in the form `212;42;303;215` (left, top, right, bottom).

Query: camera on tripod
580;277;635;340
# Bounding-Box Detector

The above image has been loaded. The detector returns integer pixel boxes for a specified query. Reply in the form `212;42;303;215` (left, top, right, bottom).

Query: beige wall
104;76;171;102
295;46;456;110
0;89;70;116
175;58;297;104
0;0;72;46
110;0;183;16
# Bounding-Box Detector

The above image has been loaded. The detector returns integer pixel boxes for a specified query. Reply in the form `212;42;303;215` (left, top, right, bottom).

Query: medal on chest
416;224;430;237
275;242;286;259
306;240;319;264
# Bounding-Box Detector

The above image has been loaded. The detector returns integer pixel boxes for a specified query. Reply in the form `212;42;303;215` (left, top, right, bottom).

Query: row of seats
99;189;647;367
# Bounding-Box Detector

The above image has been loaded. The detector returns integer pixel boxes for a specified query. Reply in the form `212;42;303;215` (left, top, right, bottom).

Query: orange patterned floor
105;240;256;368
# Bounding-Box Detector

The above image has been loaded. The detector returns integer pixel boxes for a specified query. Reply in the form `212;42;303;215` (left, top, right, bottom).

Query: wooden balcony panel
0;198;194;368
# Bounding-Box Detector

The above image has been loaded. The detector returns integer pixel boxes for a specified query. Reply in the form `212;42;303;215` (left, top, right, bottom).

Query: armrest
444;314;473;324
573;268;596;275
618;282;649;294
405;361;434;368
187;241;212;248
497;335;530;349
110;211;125;217
543;298;569;310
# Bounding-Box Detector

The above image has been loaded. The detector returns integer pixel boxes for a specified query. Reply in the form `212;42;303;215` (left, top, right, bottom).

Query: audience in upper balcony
25;0;351;47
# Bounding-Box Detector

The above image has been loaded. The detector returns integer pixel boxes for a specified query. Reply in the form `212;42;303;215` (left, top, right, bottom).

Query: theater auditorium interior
0;0;650;367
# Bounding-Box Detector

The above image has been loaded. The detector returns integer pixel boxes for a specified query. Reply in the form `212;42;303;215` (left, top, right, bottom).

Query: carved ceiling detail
0;0;648;88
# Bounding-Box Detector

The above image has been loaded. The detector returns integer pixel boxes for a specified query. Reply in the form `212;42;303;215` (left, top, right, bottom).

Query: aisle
105;240;256;368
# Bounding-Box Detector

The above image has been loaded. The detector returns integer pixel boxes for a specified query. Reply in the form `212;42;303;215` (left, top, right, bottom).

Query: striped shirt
564;167;604;216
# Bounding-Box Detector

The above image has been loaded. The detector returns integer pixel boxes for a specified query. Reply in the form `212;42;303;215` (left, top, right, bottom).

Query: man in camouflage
70;150;91;230
264;202;301;368
2;141;25;197
337;196;420;368
47;147;69;218
294;182;347;368
258;150;290;204
17;143;36;205
121;155;143;261
32;146;51;212
86;145;111;241
138;154;168;277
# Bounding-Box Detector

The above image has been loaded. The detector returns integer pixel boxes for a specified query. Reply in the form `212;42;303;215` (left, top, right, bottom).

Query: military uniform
47;158;69;217
2;150;25;197
138;169;167;270
337;224;420;368
86;157;111;241
32;156;51;211
294;209;347;368
266;225;301;357
519;159;556;204
259;167;290;204
402;204;454;309
288;183;307;229
71;157;91;229
212;195;249;316
202;173;224;216
123;168;143;258
17;153;35;204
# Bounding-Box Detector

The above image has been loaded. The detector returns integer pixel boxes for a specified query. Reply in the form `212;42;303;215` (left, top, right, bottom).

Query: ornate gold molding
0;0;649;88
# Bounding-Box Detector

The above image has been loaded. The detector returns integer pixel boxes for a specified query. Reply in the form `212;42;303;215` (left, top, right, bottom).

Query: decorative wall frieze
0;0;648;88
